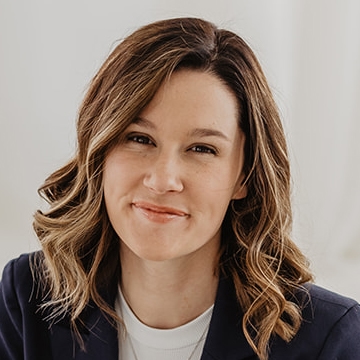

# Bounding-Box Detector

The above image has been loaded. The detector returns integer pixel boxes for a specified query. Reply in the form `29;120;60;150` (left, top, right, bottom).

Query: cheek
103;163;117;199
103;160;127;214
193;171;235;216
103;154;137;190
198;165;240;195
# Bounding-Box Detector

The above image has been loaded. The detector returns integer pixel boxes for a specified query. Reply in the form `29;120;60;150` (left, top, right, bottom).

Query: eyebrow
133;117;231;142
189;128;230;142
132;117;156;129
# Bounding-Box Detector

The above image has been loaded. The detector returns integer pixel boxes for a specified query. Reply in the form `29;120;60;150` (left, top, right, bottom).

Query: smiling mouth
132;202;188;223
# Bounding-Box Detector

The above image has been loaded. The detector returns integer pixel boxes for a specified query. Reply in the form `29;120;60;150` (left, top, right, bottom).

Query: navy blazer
1;253;360;359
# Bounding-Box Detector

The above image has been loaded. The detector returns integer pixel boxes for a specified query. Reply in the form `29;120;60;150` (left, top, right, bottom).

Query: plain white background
1;0;359;300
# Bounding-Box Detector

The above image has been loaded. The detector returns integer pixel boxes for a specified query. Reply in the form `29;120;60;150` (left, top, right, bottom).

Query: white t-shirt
115;287;213;360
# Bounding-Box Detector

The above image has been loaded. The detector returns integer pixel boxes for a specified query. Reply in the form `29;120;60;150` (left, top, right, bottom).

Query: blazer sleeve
1;253;118;360
317;303;360;359
0;257;26;359
0;254;52;360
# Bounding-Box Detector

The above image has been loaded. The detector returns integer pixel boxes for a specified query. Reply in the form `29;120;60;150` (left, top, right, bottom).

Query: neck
120;242;219;329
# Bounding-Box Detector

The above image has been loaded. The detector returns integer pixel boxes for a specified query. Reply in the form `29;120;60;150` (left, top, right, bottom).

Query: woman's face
103;69;246;262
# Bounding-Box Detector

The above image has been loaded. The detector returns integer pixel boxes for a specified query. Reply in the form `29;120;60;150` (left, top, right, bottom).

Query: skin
103;69;247;328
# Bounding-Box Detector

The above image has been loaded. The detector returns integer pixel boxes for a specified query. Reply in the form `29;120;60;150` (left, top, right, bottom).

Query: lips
132;201;188;223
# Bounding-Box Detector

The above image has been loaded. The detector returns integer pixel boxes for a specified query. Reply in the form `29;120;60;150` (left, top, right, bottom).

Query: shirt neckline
116;285;214;350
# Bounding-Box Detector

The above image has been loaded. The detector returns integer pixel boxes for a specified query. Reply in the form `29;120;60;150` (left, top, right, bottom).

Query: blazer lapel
76;307;118;360
49;307;118;360
48;277;256;360
201;276;257;360
49;286;119;360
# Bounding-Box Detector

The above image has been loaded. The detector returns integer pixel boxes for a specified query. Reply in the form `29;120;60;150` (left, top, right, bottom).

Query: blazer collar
49;288;118;360
49;276;256;360
202;276;257;360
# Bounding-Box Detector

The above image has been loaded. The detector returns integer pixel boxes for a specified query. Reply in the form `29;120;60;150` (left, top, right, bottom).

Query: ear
232;184;247;200
232;174;247;200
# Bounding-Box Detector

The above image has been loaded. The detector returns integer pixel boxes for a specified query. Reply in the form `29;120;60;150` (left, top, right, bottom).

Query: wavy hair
33;17;313;360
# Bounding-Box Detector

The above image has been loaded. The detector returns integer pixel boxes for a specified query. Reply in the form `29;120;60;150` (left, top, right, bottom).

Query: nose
143;152;184;194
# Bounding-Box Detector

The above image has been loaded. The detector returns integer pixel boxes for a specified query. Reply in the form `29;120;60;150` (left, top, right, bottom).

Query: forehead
138;69;240;134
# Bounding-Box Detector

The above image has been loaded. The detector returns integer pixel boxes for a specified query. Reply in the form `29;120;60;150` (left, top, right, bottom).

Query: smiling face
103;69;247;262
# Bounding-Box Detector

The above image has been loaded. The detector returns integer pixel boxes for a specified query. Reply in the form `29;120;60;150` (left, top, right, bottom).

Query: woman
0;17;359;360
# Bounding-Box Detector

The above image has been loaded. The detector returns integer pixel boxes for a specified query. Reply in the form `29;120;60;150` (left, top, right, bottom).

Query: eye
189;145;217;155
127;134;155;146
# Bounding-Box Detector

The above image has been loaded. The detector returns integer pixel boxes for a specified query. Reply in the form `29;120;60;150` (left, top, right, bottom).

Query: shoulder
1;252;40;292
0;252;44;313
302;283;359;320
276;283;360;359
306;283;358;309
303;283;360;332
2;252;34;275
0;251;50;324
208;277;360;359
0;252;52;359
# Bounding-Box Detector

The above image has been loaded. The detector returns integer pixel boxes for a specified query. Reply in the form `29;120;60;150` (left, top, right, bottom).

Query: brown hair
33;17;312;360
